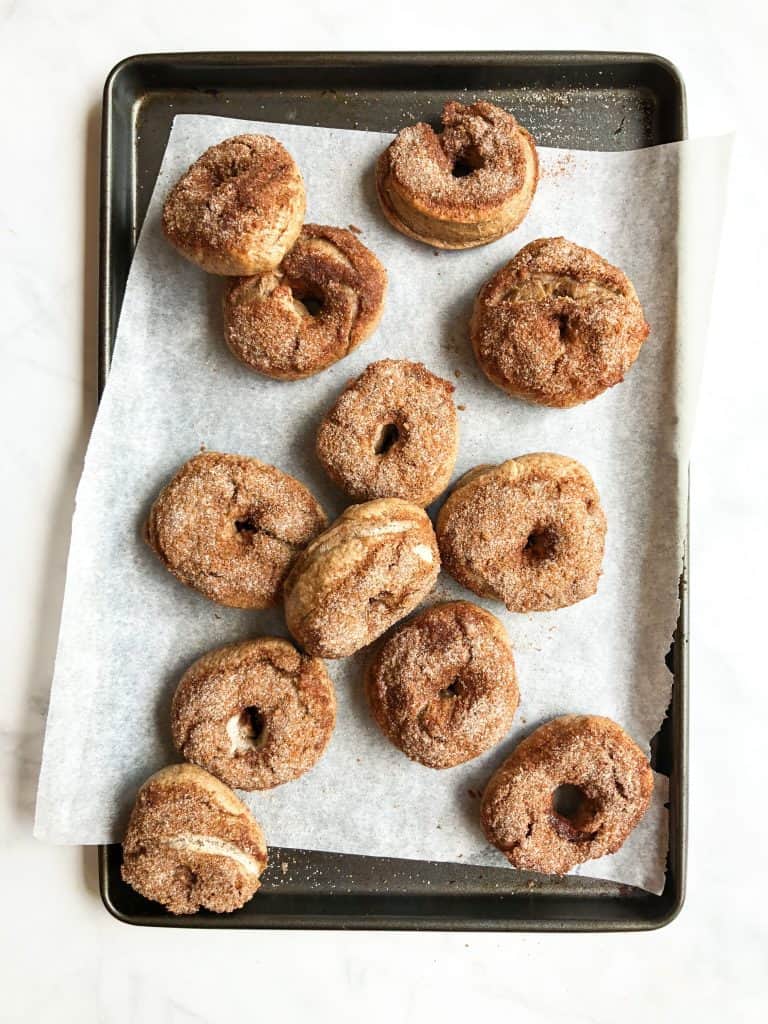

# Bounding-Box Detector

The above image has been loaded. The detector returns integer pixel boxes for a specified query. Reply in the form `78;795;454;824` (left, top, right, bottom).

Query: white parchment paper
35;115;731;894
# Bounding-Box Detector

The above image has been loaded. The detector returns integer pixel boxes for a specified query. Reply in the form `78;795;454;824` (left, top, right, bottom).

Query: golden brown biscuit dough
471;237;650;407
376;101;538;249
481;715;653;875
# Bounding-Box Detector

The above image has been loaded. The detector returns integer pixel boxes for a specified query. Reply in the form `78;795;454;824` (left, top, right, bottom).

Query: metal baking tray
98;51;688;931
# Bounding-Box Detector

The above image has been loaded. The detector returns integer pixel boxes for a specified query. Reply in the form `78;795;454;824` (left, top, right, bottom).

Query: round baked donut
481;715;653;875
471;237;650;407
171;638;336;790
121;764;268;915
145;451;327;609
162;134;305;275
436;454;606;612
365;601;519;768
376;101;539;249
315;359;458;506
284;498;440;659
223;225;387;380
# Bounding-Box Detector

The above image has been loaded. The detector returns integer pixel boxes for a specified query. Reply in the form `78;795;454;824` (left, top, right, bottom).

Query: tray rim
96;49;688;932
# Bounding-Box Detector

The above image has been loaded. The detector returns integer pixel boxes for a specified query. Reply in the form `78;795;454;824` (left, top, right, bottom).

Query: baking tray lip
96;50;688;932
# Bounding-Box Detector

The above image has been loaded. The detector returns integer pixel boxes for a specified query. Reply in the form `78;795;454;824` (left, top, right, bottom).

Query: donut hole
550;784;598;841
227;706;267;754
373;422;400;456
451;146;484;178
235;516;259;534
438;678;461;699
523;526;558;563
555;313;570;340
290;284;325;319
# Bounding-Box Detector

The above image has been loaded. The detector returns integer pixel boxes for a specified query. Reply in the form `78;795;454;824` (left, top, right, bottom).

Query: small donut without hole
316;359;459;506
171;638;336;790
481;715;653;875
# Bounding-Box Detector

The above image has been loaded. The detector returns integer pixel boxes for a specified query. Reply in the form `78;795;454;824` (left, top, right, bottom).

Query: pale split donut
145;451;327;609
481;715;654;875
365;601;519;768
315;359;459;506
162;134;306;275
223;224;387;380
376;100;539;249
471;237;650;407
436;454;606;612
283;498;440;659
171;638;336;790
121;764;268;915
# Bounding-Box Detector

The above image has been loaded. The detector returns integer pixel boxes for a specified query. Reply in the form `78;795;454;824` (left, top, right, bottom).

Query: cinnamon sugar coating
171;638;336;790
162;134;305;275
121;764;268;915
284;498;440;659
145;451;327;609
223;225;387;380
436;454;606;613
376;101;539;249
366;601;518;769
471;237;650;407
481;715;653;875
316;359;458;506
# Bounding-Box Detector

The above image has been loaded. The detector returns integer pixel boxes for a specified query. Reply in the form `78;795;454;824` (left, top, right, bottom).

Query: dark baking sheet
98;51;688;931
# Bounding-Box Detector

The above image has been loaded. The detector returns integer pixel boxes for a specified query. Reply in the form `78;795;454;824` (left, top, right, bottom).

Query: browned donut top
122;764;267;915
481;715;653;875
171;638;336;790
471;237;650;407
162;134;305;274
223;225;387;380
380;101;537;218
366;601;518;769
436;454;606;613
284;498;440;659
315;359;458;506
145;451;327;609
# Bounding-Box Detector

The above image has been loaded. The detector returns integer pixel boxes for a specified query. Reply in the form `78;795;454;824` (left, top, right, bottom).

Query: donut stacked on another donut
122;764;268;915
284;498;440;659
316;359;459;506
471;237;650;407
436;454;606;612
377;101;539;249
162;134;306;275
145;451;327;609
481;715;653;874
366;601;519;768
171;638;336;791
223;224;387;380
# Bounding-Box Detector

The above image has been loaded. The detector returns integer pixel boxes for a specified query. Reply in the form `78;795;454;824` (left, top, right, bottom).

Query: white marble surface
1;2;766;1021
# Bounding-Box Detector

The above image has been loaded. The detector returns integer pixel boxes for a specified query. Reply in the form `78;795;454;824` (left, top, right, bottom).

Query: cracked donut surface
145;451;327;609
284;498;440;659
316;359;458;506
121;764;268;915
162;134;305;275
223;224;387;380
171;638;336;790
366;601;518;768
376;100;539;249
436;454;606;613
471;237;650;407
481;715;653;875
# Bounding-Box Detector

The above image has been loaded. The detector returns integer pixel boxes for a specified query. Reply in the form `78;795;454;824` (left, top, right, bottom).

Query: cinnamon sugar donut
223;225;387;380
171;638;336;790
121;764;268;915
481;715;653;875
315;359;458;506
376;101;539;249
284;498;440;659
436;454;606;612
471;237;650;407
145;451;327;609
365;601;518;768
162;134;305;275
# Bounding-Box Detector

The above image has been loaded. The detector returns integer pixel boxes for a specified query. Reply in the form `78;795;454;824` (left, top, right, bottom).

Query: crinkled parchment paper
35;116;731;894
